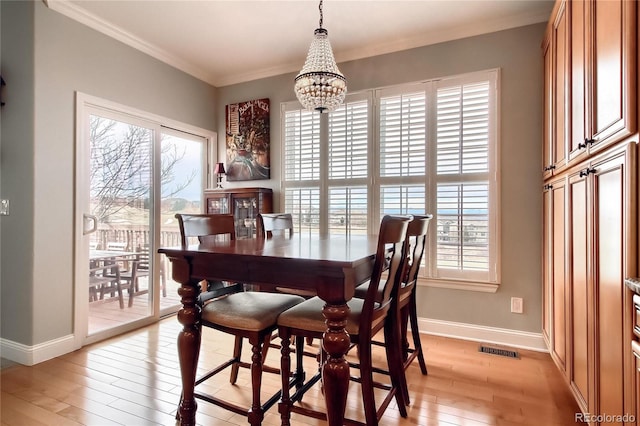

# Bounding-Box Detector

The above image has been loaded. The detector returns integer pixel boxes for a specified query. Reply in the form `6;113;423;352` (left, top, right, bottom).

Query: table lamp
214;162;226;189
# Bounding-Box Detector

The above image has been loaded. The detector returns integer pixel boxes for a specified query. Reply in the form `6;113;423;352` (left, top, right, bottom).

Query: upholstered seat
203;292;303;331
278;296;377;336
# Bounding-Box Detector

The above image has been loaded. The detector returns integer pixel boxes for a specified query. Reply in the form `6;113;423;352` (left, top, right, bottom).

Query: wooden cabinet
633;294;640;425
543;0;570;178
568;0;588;164
544;0;637;173
633;340;640;426
567;167;589;410
204;187;273;239
543;1;638;422
587;0;636;154
589;145;635;420
544;142;637;422
543;177;569;372
571;0;637;158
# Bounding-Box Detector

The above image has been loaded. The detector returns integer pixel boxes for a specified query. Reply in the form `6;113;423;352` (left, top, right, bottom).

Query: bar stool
276;215;412;426
174;213;305;426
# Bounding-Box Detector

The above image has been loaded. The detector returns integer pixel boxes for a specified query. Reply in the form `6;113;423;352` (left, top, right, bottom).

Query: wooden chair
257;213;316;348
354;214;432;405
256;212;294;238
89;260;124;309
277;215;412;426
174;213;306;426
256;213;315;298
115;257;147;307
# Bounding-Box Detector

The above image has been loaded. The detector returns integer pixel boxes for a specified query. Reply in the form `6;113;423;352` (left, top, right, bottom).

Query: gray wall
216;23;545;333
1;0;545;349
0;1;217;345
1;0;37;345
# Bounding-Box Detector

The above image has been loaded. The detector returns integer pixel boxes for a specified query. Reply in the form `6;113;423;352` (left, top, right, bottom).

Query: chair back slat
257;213;294;238
175;214;236;247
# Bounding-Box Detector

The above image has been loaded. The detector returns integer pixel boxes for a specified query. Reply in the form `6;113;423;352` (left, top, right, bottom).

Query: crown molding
44;0;218;86
44;0;549;88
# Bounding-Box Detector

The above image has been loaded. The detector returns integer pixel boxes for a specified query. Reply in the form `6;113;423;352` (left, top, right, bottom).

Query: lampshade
214;162;226;175
294;0;346;113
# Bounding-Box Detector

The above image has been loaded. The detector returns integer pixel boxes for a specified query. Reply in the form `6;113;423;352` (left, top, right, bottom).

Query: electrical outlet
511;297;523;314
0;199;8;215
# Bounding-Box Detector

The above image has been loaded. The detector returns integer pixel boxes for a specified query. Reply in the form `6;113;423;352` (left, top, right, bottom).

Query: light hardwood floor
1;317;581;425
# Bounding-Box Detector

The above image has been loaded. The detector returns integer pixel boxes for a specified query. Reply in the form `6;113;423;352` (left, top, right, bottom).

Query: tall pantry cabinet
542;0;638;424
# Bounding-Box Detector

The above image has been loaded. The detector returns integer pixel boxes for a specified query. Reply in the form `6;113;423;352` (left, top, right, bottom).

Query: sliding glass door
76;93;212;345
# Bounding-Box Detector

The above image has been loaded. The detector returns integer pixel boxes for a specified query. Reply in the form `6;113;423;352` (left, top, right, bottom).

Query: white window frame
281;69;500;291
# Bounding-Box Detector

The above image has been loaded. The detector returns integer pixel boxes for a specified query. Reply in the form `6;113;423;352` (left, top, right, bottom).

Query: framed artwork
225;98;270;181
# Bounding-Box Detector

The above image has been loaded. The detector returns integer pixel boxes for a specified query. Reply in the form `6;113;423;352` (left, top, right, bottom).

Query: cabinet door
591;144;634;420
550;177;568;372
633;340;640;426
588;0;637;153
206;194;230;214
552;1;569;173
542;183;553;347
569;0;589;164
543;32;554;180
568;169;590;411
231;193;258;239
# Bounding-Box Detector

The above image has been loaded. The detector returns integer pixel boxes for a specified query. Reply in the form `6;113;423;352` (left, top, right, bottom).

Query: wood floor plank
1;317;582;426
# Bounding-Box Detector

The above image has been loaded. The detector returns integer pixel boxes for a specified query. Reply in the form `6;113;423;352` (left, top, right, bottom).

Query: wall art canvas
225;98;270;181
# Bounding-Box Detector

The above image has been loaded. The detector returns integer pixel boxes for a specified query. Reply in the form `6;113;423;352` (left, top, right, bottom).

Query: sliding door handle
83;214;98;235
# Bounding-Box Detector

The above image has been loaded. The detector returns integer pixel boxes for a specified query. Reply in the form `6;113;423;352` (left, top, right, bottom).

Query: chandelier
294;0;347;113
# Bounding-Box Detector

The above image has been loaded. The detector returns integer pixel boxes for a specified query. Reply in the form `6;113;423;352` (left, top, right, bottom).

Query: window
282;70;499;286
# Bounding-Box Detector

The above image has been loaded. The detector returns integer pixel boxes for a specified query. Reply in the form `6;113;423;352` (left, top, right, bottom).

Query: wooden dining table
159;233;379;426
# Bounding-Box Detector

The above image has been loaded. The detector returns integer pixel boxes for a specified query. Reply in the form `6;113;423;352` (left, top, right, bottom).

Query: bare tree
89;116;195;223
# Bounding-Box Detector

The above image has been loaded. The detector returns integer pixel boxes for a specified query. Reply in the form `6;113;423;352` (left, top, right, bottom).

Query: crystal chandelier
294;0;347;113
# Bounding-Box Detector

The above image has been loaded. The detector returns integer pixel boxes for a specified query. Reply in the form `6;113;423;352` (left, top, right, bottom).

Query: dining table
159;233;379;426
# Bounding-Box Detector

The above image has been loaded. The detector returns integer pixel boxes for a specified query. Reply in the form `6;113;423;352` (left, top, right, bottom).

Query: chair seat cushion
277;296;370;336
354;280;388;302
354;282;369;299
202;292;304;331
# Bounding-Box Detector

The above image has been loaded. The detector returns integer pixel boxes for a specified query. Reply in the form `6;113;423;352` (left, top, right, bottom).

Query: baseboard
0;318;547;366
1;334;77;366
417;317;549;352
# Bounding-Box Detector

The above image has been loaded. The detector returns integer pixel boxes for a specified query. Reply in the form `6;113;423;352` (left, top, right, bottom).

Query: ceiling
45;0;554;87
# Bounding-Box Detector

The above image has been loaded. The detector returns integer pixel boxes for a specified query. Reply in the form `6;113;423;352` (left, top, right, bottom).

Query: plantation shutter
328;97;370;234
433;73;496;282
283;106;321;233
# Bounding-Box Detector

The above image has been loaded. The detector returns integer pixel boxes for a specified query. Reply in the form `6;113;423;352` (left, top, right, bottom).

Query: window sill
418;278;499;293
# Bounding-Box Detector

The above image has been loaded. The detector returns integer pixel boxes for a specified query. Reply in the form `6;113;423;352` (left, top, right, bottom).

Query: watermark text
575;413;635;423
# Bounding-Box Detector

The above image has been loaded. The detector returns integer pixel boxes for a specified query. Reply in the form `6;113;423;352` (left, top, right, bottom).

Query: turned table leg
321;302;351;426
169;257;202;426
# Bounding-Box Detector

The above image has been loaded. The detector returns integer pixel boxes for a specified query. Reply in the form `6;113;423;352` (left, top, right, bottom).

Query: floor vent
478;345;519;359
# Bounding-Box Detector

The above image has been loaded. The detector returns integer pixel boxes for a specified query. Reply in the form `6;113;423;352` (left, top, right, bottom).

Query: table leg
321;302;351;426
171;258;202;426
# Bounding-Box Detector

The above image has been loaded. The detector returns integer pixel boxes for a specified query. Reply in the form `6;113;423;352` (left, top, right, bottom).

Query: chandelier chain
319;0;323;29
